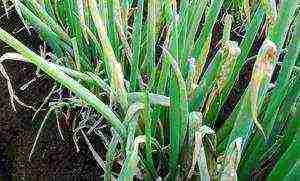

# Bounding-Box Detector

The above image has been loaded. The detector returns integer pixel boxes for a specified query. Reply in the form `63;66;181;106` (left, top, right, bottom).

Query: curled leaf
188;125;216;180
124;102;145;123
119;135;146;181
250;39;277;138
221;137;243;181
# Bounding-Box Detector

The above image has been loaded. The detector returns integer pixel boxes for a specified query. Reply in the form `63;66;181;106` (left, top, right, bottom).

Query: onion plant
0;0;299;180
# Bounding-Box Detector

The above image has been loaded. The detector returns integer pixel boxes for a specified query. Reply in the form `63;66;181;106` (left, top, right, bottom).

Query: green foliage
0;0;299;180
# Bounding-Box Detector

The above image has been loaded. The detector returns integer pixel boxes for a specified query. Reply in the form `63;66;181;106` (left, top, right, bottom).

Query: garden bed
0;0;298;180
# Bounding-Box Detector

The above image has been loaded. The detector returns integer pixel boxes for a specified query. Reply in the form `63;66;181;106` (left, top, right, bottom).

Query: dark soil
0;8;101;180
